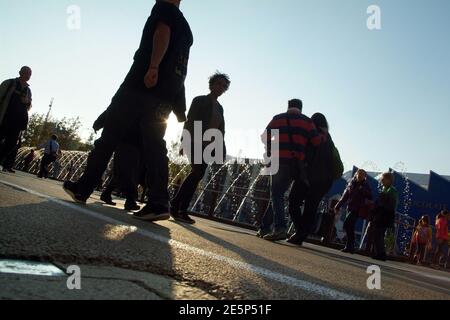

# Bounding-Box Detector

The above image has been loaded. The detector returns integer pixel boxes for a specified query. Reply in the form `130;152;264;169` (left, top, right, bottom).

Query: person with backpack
332;169;373;254
412;215;433;265
0;66;32;169
38;135;60;179
287;113;344;246
259;99;322;241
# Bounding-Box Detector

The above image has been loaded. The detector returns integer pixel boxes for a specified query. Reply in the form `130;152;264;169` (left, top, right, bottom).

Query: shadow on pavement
0;190;179;298
172;222;377;300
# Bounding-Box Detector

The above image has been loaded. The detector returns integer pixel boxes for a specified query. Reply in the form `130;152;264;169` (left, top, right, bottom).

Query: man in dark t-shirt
64;0;193;222
122;0;192;117
170;72;230;224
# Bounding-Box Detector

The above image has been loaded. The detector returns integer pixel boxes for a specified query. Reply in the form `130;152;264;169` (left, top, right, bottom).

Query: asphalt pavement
0;171;449;300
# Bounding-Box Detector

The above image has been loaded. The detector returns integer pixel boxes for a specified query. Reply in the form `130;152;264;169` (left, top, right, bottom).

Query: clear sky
1;0;449;175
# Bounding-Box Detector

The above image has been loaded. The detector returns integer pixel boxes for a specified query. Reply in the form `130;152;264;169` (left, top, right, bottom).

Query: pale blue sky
1;0;449;174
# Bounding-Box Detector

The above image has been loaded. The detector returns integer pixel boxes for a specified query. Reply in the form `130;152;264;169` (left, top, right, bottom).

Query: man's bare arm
144;22;171;88
150;22;171;69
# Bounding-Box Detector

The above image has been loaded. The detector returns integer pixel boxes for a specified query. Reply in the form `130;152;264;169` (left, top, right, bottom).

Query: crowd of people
409;210;449;269
0;0;448;267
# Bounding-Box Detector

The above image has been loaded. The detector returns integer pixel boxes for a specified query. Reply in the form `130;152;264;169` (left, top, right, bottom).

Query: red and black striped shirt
262;110;322;163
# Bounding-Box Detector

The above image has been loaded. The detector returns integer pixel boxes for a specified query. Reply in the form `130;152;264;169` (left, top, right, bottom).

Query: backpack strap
0;79;17;126
1;79;16;101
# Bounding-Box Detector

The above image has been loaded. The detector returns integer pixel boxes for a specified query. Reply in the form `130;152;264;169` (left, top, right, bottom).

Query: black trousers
289;179;333;239
434;240;448;265
102;143;141;202
102;176;117;197
2;143;19;169
172;163;208;211
374;226;388;258
343;211;360;250
38;154;57;178
0;126;21;165
76;87;170;207
415;243;426;262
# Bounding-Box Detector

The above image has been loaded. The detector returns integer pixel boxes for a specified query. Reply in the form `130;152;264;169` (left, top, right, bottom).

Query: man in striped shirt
259;99;322;241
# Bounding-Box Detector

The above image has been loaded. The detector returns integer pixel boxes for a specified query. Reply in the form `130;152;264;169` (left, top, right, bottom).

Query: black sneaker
133;204;170;222
125;200;141;212
256;229;270;238
63;181;87;204
263;230;288;241
341;247;355;254
287;232;306;246
6;168;15;173
172;212;196;225
100;193;117;206
169;201;180;215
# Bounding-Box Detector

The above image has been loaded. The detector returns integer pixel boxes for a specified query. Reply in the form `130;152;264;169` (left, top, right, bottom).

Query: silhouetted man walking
63;0;193;223
171;72;230;224
259;99;322;241
0;66;32;168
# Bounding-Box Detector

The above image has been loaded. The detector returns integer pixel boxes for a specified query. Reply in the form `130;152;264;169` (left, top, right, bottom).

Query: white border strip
0;179;361;300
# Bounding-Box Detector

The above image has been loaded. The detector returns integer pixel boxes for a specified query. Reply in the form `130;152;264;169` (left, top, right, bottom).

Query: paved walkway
0;172;449;300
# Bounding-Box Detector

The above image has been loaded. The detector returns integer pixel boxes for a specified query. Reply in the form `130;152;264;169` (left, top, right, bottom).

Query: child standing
371;172;399;261
334;169;373;254
413;215;433;265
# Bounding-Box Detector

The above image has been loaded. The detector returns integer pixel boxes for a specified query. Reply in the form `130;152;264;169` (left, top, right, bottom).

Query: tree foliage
22;113;94;151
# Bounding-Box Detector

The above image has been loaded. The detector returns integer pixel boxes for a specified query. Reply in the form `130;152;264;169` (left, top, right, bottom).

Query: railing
13;148;417;258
